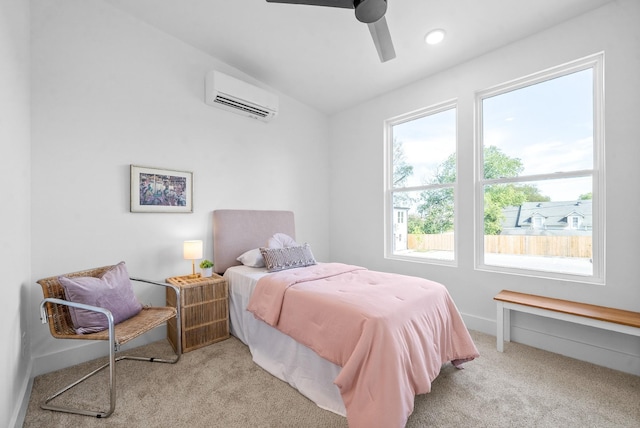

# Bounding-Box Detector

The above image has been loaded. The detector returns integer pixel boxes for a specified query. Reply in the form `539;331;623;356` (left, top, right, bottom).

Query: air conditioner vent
213;95;270;118
205;70;278;122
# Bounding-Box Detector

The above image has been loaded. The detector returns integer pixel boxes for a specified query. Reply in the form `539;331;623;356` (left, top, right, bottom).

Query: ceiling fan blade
368;16;395;62
266;0;354;9
266;0;395;62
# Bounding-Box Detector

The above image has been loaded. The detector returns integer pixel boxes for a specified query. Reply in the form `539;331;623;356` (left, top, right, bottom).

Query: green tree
413;152;456;234
434;152;457;183
392;139;415;211
483;193;505;235
418;188;454;234
481;147;525;234
393;138;413;187
407;214;424;234
579;192;592;200
481;146;549;234
483;145;524;179
483;183;529;234
416;145;549;235
516;184;551;203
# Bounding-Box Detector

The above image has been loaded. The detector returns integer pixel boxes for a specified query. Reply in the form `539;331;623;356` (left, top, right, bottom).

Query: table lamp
183;240;203;277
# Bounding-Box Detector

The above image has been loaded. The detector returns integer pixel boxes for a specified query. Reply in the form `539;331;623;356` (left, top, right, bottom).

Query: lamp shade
183;240;203;260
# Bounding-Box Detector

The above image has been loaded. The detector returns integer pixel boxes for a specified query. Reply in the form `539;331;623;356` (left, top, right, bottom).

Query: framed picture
130;165;193;213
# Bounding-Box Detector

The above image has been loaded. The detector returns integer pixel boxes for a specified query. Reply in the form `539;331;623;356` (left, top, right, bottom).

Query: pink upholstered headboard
212;209;295;274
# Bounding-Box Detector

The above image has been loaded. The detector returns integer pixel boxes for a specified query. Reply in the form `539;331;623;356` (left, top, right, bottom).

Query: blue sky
393;68;594;201
393;108;456;188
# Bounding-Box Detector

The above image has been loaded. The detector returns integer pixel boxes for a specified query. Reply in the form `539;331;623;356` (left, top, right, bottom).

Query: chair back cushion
58;261;143;334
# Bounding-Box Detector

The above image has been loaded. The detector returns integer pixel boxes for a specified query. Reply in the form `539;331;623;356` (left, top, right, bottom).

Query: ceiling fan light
425;29;446;45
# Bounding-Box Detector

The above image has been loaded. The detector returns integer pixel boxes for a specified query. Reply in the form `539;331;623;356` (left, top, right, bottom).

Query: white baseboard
511;325;640;375
9;359;33;428
32;329;166;377
462;312;640;376
21;329;167;426
462;312;496;336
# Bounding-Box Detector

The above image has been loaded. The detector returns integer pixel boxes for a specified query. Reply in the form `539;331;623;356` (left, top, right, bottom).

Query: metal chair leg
38;279;181;418
39;303;181;418
40;317;118;418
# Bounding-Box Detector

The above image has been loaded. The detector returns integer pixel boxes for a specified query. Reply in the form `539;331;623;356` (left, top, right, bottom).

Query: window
476;54;604;282
569;215;581;229
386;102;457;262
532;216;544;229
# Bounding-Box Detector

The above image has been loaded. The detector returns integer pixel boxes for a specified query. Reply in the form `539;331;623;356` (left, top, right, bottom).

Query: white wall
0;0;31;425
29;0;330;376
13;1;639;423
329;0;640;375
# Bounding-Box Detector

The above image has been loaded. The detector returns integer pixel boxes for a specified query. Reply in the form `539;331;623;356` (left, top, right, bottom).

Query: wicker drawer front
183;283;227;306
182;320;228;350
182;299;228;326
166;274;229;353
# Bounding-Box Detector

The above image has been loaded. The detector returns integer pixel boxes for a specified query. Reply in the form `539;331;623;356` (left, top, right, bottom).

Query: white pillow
267;233;298;249
236;248;265;268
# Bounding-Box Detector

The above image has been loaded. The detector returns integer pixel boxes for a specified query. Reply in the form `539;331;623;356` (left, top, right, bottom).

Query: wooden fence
408;234;454;252
408;234;592;258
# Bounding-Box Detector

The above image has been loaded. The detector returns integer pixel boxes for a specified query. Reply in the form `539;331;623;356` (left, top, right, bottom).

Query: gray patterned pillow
260;244;317;272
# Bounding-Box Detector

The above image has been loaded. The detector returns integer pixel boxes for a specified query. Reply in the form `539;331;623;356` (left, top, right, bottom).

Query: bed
213;209;478;428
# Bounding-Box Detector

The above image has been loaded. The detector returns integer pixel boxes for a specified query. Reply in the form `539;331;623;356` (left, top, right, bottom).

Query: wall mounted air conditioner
205;70;278;122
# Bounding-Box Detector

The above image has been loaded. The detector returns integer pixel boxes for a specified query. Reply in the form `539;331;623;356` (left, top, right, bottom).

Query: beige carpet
23;330;639;427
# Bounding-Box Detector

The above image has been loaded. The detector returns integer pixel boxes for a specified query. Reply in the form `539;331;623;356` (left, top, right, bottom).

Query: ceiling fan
266;0;396;62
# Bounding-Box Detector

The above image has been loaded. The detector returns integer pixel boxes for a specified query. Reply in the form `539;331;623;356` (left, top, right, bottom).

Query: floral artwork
130;165;193;213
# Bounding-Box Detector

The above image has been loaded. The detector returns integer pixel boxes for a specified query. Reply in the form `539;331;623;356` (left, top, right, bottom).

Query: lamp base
189;260;200;279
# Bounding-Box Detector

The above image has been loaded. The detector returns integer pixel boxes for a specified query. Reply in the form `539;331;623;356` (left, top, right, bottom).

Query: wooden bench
494;290;640;352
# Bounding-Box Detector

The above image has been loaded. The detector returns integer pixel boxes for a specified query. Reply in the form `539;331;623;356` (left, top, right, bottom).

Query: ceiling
104;0;614;115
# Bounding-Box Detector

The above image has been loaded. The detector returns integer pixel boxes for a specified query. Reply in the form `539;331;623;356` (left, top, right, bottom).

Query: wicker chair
38;264;181;418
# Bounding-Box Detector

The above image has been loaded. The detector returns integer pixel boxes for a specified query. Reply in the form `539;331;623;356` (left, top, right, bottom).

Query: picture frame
130;165;193;213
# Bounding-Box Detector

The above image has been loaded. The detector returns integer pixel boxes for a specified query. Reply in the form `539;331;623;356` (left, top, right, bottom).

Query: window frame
474;53;605;284
384;100;459;265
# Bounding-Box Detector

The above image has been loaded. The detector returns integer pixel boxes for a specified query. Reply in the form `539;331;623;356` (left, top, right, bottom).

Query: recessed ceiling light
425;29;446;45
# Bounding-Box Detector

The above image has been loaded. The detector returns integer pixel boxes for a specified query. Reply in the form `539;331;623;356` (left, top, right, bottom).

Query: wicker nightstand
166;273;229;353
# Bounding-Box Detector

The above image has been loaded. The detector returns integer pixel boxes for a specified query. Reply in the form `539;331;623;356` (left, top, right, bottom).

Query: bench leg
504;306;511;343
496;302;511;352
496;302;504;352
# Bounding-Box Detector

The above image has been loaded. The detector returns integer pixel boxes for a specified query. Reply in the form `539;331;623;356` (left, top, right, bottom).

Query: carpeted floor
23;330;640;427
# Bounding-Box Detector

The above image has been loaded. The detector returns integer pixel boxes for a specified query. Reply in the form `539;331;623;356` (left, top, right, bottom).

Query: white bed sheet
224;265;346;416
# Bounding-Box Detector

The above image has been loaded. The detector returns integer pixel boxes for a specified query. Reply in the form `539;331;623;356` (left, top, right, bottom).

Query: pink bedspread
247;263;479;428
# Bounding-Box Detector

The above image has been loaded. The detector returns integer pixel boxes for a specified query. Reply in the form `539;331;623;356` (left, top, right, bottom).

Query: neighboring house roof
501;200;592;232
